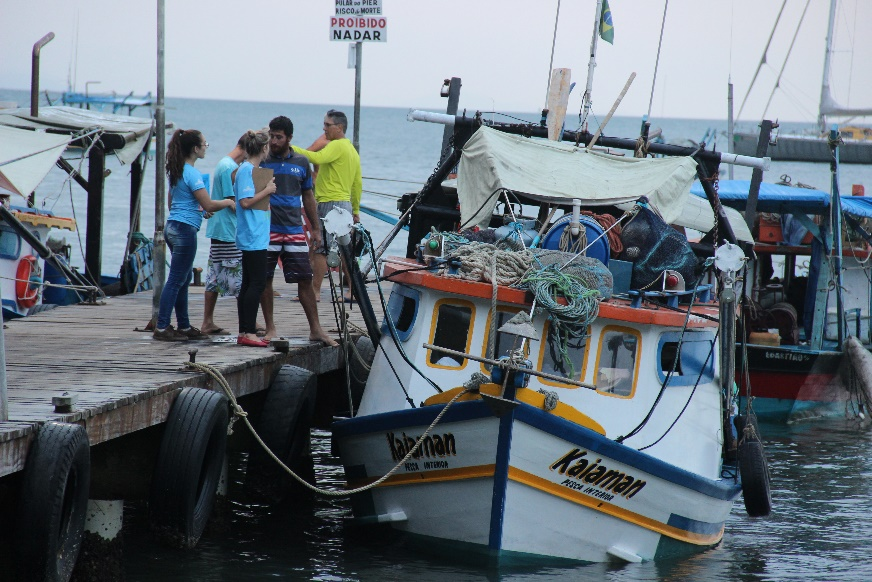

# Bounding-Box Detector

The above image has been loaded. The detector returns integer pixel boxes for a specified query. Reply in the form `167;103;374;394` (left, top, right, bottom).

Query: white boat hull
334;398;741;563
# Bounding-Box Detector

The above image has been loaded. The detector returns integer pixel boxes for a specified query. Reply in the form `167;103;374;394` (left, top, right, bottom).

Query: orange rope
581;210;623;257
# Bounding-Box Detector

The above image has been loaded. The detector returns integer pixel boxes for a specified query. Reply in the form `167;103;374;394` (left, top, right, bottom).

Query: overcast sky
3;0;871;124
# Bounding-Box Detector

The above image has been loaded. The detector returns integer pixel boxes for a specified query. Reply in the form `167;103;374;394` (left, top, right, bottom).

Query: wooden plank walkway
0;279;386;476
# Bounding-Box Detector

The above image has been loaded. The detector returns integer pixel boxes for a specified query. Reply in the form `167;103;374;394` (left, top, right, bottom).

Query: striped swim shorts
266;232;313;282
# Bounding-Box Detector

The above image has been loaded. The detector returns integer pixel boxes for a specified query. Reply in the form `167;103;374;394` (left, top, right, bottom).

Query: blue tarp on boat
689;180;872;218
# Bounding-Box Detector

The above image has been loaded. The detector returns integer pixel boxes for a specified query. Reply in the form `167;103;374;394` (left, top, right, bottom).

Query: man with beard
259;115;336;346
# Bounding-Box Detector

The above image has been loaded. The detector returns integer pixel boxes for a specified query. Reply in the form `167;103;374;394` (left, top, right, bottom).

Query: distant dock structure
61;91;153;115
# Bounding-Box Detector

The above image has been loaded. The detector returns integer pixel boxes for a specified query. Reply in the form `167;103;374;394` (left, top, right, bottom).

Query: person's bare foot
310;331;338;347
261;327;278;342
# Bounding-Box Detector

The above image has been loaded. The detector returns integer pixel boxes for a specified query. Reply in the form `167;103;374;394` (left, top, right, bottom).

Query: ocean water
3;88;872;580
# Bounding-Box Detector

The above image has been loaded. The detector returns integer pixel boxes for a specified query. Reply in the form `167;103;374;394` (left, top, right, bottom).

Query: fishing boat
732;0;872;164
327;80;774;561
0;102;158;316
691;133;872;422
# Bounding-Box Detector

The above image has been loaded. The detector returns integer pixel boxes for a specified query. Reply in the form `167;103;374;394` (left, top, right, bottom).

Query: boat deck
0;279;385;476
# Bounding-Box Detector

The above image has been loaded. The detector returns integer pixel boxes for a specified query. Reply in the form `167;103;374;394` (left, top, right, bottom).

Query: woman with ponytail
234;130;276;347
154;129;235;341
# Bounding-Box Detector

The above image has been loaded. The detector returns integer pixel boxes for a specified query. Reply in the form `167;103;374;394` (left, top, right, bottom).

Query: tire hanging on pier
149;387;229;549
735;414;772;517
246;365;317;502
14;421;90;582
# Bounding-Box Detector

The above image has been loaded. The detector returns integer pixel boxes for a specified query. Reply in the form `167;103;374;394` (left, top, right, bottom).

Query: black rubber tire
735;414;772;517
14;421;90;582
149;387;229;549
349;335;375;409
27;303;58;316
246;365;317;501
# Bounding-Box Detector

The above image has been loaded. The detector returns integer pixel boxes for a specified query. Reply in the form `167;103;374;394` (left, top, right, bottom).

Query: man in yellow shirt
292;110;362;298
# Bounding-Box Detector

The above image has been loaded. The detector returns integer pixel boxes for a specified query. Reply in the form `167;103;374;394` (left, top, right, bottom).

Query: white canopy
455;125;751;242
0;125;70;197
0;106;153;166
457;126;699;228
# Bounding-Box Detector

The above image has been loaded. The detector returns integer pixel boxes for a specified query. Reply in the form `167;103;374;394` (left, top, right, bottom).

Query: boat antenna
818;0;838;133
736;0;787;122
579;0;604;132
543;0;562;110
645;0;669;123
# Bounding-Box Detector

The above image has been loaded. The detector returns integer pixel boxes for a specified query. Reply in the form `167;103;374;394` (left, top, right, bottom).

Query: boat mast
579;0;604;132
818;0;838;133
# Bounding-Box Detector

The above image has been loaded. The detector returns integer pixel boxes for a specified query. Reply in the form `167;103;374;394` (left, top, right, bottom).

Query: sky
2;0;871;124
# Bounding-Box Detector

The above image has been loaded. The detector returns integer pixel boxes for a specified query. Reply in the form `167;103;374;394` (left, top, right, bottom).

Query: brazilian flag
599;0;614;44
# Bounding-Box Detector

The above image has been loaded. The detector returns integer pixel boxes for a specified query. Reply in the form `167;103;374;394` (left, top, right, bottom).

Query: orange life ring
16;255;41;309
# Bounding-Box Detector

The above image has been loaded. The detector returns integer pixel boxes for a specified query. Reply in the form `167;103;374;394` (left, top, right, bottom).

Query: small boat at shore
330;92;773;562
691;133;872;422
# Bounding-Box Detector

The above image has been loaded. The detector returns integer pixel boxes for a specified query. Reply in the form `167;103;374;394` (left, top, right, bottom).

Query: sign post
331;0;387;152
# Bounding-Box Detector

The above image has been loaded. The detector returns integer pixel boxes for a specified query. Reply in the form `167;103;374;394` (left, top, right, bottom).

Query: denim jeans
157;220;198;330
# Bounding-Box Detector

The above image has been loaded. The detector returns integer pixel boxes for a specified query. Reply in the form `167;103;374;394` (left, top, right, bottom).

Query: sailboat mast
580;0;604;132
818;0;838;133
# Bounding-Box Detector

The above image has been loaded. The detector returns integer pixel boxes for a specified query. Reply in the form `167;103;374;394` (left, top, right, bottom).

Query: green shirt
292;138;362;213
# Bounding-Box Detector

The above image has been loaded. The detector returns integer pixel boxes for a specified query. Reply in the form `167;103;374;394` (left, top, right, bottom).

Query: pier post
72;500;124;580
129;148;146;242
85;145;105;285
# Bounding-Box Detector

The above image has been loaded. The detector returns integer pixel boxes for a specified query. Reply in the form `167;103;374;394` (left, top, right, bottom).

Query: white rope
186;361;472;497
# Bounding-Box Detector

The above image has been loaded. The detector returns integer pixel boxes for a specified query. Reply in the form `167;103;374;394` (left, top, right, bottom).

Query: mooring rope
186;360;475;497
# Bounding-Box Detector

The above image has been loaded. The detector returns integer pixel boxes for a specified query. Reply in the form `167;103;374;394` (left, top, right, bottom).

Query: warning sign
329;16;387;42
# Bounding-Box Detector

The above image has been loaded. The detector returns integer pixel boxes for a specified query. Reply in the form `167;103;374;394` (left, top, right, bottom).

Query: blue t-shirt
205;156;238;242
168;164;206;230
234;161;270;251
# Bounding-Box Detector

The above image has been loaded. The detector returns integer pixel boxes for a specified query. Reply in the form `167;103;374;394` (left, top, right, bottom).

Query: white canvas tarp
457;126;699;229
0;125;70;197
0;106;152;165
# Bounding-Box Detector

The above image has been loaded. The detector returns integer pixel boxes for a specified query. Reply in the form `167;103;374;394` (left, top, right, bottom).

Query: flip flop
205;327;229;335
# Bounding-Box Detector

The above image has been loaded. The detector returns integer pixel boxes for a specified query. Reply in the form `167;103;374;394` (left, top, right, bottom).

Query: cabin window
0;227;21;260
657;331;715;386
427;300;475;368
595;327;641;397
383;284;419;342
538;322;590;387
480;308;529;371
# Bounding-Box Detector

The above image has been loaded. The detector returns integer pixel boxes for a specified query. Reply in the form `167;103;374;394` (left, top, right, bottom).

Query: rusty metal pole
30;32;55;117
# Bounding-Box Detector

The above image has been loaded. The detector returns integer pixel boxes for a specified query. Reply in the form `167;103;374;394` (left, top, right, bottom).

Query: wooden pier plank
0;280;386;476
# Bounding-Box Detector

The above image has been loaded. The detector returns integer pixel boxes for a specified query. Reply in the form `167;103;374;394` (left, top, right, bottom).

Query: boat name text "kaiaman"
550;448;646;499
387;431;456;462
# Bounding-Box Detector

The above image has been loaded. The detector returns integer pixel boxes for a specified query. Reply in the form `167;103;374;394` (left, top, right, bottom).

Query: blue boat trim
488;386;517;551
333;399;494;437
666;513;725;536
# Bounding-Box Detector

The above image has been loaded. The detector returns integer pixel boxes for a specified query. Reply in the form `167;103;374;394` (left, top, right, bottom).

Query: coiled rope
446;242;533;286
186;360;474;497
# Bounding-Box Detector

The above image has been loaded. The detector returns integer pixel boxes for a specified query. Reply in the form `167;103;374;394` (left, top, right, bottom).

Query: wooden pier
0;279;383;477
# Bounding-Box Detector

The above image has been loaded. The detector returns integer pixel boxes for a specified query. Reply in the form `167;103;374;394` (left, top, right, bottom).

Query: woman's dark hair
166;129;203;187
240;129;269;158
